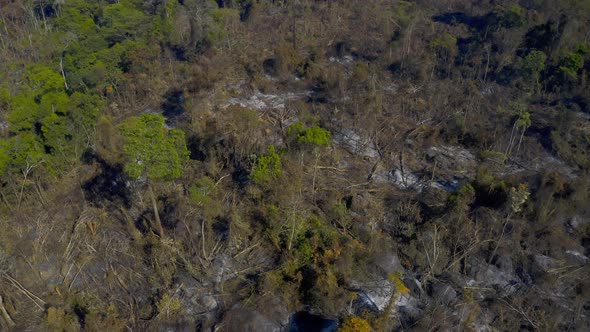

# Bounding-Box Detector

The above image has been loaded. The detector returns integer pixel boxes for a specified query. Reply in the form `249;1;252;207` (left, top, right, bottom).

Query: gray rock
199;295;218;312
226;90;311;111
219;306;283;332
351;193;372;214
329;55;354;65
403;276;424;295
353;276;420;314
565;250;589;264
334;129;379;159
430;178;461;193
374;252;403;275
383;83;399;93
534;254;559;272
212;254;232;284
567;216;588;233
431;282;458;305
395;294;422;319
38;256;62;287
355;278;394;311
475;263;519;294
392;168;424;191
426;145;477;177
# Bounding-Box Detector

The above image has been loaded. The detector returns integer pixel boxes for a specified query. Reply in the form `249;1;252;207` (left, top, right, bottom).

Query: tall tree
119;113;189;237
514;111;532;157
522;50;547;93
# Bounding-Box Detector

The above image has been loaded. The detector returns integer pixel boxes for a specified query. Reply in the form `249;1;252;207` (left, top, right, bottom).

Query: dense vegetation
0;0;589;331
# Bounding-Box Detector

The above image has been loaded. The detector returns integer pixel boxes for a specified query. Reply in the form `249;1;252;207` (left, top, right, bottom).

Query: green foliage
119;113;189;180
523;50;547;73
148;1;177;41
560;45;588;77
2;133;44;170
3;85;101;173
458;183;475;199
156;293;182;319
56;6;98;38
25;65;65;96
550;130;590;169
431;33;458;74
0;87;9;106
475;167;508;193
352;62;370;82
4;84;89;171
395;1;415;26
295;236;314;263
53;0;153;91
7;96;38;132
500;4;524;28
40;112;70;156
522;50;547;89
339;316;371;332
288;215;338;266
449;183;476;208
576;43;590;55
100;1;148;44
45;307;79;332
508;183;530;214
480;150;507;164
0;141;9;176
68;92;103;134
250;145;282;185
207;8;239;46
287;122;331;147
431;33;457;52
84;305;126;331
4;64;72;169
388;271;410;295
189;176;216;206
516;111;531;129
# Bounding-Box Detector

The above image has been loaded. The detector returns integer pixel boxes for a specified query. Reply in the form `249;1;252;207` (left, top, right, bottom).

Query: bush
250;145;282;185
339;316;371;332
156;293;182;320
287;122;331;147
189;176;216;206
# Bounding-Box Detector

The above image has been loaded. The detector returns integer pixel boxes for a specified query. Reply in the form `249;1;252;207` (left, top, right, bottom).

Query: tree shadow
81;150;131;209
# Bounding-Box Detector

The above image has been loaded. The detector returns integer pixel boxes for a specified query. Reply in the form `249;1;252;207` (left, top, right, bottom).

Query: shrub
189;176;216;206
287;122;331;147
250;145;282;185
339;316;371;332
388;271;410;296
156;293;182;319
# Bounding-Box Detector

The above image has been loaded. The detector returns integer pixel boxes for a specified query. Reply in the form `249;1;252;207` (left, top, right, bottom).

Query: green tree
119;113;189;237
24;64;65;96
560;44;588;78
0;141;9;177
6;96;38;132
287;122;331;147
504;102;531;159
489;183;529;262
68;92;103;152
99;1;148;45
339;316;371;332
189;176;216;207
431;33;458;77
522;50;547;92
2;133;45;208
514;111;532;157
250;145;282;185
